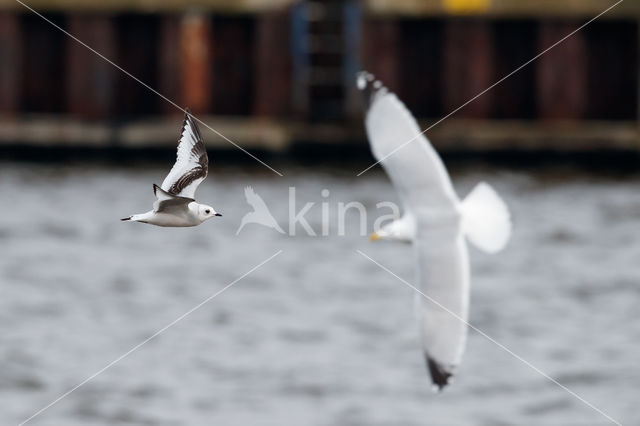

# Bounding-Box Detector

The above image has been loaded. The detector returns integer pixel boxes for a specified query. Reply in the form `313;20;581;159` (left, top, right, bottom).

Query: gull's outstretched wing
152;184;194;214
161;109;209;199
358;71;459;213
358;71;469;390
414;229;469;390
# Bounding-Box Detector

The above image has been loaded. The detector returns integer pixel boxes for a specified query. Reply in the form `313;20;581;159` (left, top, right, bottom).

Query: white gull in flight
358;71;511;390
122;109;222;227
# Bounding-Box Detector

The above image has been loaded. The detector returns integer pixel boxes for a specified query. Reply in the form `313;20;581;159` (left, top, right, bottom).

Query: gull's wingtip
182;107;196;127
356;70;371;89
181;106;205;145
356;70;388;111
121;216;132;221
425;355;454;391
356;70;375;90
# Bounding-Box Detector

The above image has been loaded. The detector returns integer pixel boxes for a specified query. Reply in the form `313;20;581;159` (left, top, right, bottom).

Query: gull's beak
215;213;222;217
369;232;381;241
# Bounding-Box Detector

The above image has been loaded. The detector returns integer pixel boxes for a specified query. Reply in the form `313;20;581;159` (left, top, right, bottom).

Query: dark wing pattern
152;183;195;212
160;109;209;198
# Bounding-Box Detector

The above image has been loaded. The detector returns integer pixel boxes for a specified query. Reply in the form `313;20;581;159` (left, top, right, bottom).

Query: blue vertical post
343;0;362;121
291;1;309;120
0;12;21;117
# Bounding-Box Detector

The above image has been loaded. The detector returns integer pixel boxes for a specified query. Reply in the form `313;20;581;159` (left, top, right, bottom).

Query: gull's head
198;204;222;221
369;218;413;243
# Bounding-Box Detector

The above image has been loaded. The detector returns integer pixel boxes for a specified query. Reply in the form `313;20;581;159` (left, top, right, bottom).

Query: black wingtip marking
121;216;131;221
168;111;208;196
154;184;185;199
182;107;204;145
425;355;453;391
356;70;388;112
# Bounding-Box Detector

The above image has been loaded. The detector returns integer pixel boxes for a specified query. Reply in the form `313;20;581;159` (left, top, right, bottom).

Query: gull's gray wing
153;184;194;214
161;109;209;199
359;71;469;390
358;71;460;214
414;227;469;390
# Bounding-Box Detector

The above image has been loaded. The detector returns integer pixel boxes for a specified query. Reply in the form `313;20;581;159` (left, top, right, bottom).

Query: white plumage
122;109;222;227
359;71;511;390
161;110;209;199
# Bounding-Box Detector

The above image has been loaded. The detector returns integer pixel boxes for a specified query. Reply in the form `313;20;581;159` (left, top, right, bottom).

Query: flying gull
358;71;511;390
121;109;222;227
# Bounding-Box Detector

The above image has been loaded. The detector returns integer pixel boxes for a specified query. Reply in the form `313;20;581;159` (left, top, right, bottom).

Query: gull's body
359;71;511;390
122;110;222;227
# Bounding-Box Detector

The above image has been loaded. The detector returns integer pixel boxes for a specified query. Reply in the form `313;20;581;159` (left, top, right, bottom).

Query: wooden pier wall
0;0;638;154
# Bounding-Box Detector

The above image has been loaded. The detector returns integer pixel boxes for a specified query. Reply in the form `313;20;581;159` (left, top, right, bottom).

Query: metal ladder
292;0;361;122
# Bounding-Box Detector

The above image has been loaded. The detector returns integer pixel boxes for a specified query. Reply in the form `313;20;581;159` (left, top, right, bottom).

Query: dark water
1;163;638;425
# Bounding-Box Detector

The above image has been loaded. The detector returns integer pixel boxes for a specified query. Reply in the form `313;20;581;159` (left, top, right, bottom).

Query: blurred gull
122;109;222;227
358;71;511;390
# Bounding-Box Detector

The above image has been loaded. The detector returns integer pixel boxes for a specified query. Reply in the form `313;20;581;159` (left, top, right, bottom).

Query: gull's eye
205;209;210;214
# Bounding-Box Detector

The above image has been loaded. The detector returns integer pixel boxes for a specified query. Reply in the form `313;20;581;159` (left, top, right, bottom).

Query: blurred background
2;1;640;425
0;0;638;158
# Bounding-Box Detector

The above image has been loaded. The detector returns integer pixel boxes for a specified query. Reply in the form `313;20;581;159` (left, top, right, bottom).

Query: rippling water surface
1;163;639;425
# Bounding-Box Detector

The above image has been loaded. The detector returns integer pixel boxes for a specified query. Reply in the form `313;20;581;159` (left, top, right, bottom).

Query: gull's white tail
120;212;152;223
460;182;511;254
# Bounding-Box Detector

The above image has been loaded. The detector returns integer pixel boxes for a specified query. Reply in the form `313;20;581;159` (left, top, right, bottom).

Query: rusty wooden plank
492;20;536;119
585;20;637;120
116;14;159;116
397;18;442;118
66;14;116;119
442;19;493;118
179;12;212;114
0;114;638;153
0;12;21;116
0;0;295;13
22;13;66;113
1;0;636;16
361;17;399;93
536;22;587;120
211;16;254;115
158;14;181;116
364;0;639;19
253;9;291;117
